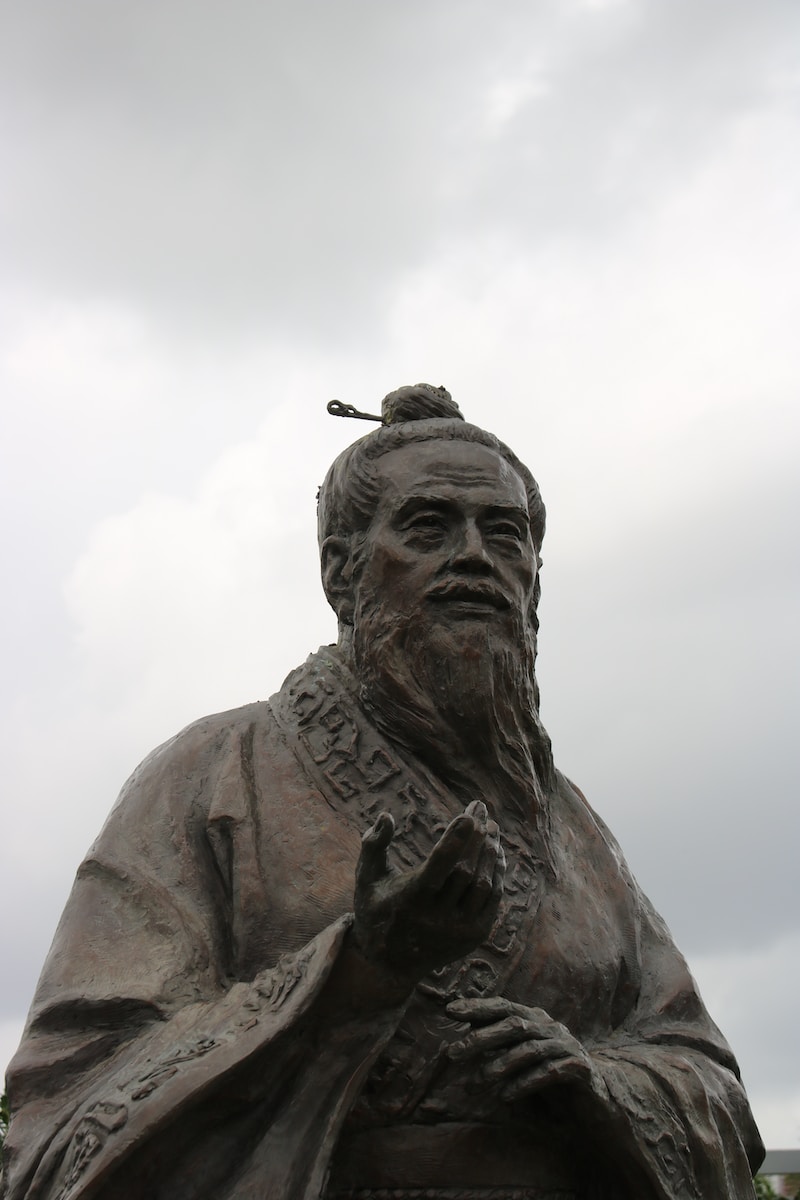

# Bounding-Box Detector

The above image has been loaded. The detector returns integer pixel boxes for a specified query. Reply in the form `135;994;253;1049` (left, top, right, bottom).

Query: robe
1;648;763;1199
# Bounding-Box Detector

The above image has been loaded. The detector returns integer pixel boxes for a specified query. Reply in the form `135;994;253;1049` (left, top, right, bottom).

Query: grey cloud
2;1;799;1147
0;1;506;340
2;1;798;342
468;0;800;242
539;449;800;957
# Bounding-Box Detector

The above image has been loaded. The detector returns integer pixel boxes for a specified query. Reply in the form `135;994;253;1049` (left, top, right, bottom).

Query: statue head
318;384;546;636
317;385;554;812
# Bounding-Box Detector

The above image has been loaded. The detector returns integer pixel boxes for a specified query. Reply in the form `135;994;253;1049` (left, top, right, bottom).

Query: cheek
359;542;431;599
510;567;538;616
504;552;536;593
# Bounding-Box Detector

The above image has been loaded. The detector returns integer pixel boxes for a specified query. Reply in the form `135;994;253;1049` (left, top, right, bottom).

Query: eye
487;521;523;540
400;510;449;545
400;506;450;530
411;513;446;529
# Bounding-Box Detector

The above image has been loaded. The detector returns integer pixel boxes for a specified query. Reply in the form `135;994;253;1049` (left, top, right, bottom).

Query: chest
239;723;641;1037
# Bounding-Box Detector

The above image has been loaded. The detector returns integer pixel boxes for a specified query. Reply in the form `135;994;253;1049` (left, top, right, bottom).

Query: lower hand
446;996;596;1101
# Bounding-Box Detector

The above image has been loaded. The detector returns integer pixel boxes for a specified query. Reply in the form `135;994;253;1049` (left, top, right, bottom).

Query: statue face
353;439;537;638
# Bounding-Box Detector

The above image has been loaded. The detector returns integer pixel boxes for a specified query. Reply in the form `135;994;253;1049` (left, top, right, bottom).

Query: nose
450;521;493;574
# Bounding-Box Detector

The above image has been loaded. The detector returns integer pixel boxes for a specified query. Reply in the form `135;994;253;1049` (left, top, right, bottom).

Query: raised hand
352;800;506;985
446;997;597;1102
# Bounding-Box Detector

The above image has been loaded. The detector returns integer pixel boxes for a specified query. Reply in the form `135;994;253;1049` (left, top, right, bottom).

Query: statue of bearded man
2;387;763;1200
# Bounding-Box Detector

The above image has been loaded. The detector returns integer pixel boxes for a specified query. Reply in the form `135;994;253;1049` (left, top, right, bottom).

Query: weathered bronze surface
2;386;763;1199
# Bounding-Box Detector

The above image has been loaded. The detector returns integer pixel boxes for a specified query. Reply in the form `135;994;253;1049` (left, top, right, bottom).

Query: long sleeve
582;884;763;1199
2;710;404;1200
551;783;763;1200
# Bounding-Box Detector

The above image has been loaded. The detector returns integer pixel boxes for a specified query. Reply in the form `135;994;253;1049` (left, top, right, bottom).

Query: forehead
373;439;529;511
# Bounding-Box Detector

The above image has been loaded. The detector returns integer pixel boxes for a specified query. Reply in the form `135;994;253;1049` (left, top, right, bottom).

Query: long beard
352;599;555;829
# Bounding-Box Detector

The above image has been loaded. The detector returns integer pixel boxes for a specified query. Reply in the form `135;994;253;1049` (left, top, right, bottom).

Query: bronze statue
2;387;763;1199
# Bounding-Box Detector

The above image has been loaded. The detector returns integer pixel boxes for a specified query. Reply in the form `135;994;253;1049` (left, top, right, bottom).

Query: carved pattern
53;943;316;1196
54;1102;128;1200
272;652;544;1006
329;1190;575;1199
253;943;313;1009
129;1037;217;1101
271;651;548;1120
127;944;312;1099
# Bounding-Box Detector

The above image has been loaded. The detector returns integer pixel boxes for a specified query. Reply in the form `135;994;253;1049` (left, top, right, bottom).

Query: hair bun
381;383;464;426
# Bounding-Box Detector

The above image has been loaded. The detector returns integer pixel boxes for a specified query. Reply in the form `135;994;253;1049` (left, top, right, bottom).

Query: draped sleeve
567;782;764;1198
2;707;404;1200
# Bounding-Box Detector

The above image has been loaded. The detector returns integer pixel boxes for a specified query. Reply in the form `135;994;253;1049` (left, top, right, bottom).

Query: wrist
326;926;417;1014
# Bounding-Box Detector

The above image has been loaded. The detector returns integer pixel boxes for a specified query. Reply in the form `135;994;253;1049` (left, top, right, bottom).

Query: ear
321;536;355;625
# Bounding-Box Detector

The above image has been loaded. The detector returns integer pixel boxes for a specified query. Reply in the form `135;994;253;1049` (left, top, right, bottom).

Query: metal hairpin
327;400;384;424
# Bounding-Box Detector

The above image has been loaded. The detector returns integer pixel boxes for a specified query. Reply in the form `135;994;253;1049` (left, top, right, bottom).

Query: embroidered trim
54;941;318;1195
128;1036;217;1101
270;650;548;1120
54;1102;128;1200
270;650;544;1005
329;1189;576;1199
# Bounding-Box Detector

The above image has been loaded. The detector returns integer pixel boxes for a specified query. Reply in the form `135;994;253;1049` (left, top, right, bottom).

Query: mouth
427;581;510;611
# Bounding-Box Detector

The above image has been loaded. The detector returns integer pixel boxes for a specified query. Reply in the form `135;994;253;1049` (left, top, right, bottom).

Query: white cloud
483;65;550;135
63;400;340;728
1;0;799;1158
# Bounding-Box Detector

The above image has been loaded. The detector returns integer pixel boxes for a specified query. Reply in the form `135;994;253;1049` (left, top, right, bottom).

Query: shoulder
553;769;612;837
552;768;637;882
131;698;276;781
95;698;282;842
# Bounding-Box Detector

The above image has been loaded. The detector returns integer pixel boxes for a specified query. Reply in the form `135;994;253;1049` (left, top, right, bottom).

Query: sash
270;648;549;1122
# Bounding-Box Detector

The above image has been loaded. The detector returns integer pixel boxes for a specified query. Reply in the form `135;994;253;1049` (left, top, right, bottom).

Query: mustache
426;578;511;610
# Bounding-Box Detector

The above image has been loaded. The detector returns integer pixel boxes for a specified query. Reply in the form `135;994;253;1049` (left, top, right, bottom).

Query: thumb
356;811;395;890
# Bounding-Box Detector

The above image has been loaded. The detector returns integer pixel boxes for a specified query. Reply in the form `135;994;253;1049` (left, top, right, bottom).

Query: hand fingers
419;813;482;891
447;997;546;1026
464;800;489;825
438;830;496;906
491;846;507;900
355;812;395;890
449;1013;569;1060
484;1037;579;1081
459;826;505;917
441;802;490;868
430;805;501;904
500;1053;593;1101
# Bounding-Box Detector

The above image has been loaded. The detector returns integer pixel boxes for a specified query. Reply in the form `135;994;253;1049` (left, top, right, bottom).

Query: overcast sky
1;0;798;1151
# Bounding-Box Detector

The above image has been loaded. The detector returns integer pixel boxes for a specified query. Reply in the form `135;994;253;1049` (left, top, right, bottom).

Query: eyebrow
393;494;531;526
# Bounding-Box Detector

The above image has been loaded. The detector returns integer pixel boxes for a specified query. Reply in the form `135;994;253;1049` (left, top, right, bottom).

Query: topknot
381;383;464;426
